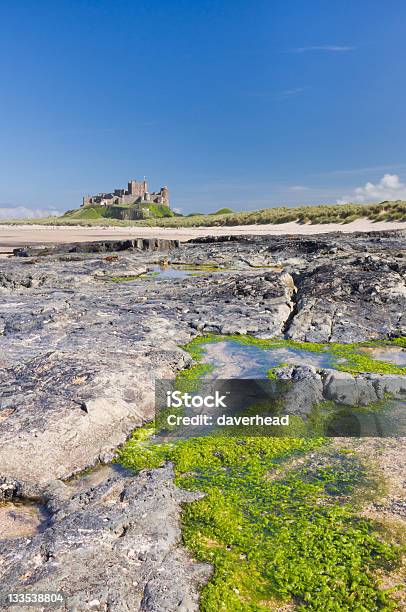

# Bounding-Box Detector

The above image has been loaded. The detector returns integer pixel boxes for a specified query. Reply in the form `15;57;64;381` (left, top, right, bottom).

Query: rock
0;465;211;611
0;476;22;501
366;373;406;399
275;366;406;409
13;238;180;258
287;255;406;342
1;231;406;483
321;370;379;406
274;365;324;415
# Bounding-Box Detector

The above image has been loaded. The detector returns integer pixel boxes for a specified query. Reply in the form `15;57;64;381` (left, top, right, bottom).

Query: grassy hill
63;203;174;221
2;200;406;227
62;205;108;220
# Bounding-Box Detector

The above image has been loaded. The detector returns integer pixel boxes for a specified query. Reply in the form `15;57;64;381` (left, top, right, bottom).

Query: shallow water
0;501;48;539
147;264;204;279
65;463;131;492
196;340;406;437
326;400;406;437
201;340;336;378
358;346;406;366
145;264;276;279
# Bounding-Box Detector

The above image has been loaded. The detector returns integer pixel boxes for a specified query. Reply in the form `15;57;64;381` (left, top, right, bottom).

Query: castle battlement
82;177;169;208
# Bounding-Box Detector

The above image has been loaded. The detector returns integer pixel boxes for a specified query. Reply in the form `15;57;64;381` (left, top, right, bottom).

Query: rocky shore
0;230;405;610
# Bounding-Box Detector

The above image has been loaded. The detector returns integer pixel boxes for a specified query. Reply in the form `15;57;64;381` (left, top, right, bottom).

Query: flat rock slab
13;238;180;257
0;250;295;484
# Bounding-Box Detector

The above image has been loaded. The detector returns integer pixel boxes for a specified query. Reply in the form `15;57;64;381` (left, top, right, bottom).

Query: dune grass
2;200;406;228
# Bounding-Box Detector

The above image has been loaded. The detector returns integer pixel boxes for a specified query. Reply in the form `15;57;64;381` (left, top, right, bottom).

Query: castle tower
127;179;147;199
161;186;169;206
127;180;136;196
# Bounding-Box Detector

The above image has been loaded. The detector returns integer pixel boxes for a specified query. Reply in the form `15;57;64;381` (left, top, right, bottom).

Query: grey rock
13;238;180;258
0;476;22;501
274;365;324;415
275;367;406;408
1;231;405;483
321;370;379;406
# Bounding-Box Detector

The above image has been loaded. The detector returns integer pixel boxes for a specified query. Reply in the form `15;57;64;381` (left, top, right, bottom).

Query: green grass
62;205;107;220
60;203;174;222
137;203;174;218
3;200;406;226
210;207;235;215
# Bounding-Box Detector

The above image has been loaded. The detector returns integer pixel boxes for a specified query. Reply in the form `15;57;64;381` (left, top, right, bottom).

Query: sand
0;219;405;253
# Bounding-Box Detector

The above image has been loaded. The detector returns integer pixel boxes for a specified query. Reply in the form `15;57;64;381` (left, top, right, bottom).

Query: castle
82;177;169;208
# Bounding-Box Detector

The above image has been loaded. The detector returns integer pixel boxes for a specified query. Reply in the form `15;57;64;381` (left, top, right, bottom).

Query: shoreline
0;218;405;252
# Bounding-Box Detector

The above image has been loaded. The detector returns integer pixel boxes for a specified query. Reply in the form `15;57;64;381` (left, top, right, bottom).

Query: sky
1;0;406;217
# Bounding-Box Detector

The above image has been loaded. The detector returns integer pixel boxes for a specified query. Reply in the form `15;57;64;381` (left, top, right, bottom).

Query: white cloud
279;87;305;96
273;87;306;100
172;207;182;214
0;206;61;220
248;87;306;100
292;45;355;53
289;185;310;192
338;174;406;204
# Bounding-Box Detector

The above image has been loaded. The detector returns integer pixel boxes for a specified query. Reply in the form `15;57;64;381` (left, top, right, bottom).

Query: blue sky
1;0;406;216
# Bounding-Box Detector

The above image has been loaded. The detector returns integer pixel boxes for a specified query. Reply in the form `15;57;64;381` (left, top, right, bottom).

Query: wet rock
321;369;379;406
1;231;406;483
0;343;189;484
275;367;406;409
274;365;324;415
13;238;180;258
365;373;406;399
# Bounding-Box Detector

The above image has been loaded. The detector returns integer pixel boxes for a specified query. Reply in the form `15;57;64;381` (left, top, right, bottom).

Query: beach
0;218;406;253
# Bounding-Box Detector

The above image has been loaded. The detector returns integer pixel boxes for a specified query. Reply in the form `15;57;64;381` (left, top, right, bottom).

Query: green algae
107;275;141;282
175;363;214;393
171;263;224;272
390;337;406;349
117;333;405;610
119;433;403;611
